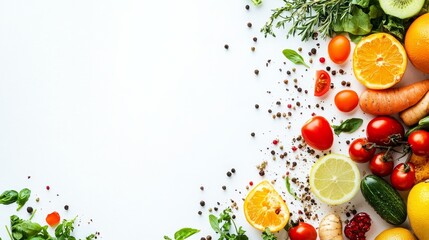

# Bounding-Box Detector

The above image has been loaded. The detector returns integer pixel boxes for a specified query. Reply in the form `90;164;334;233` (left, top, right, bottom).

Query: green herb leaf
285;176;299;200
262;228;277;240
209;214;220;233
16;188;31;211
332;118;363;135
174;228;200;240
332;8;372;36
282;49;310;68
0;190;18;205
164;237;173;240
251;0;262;6
405;115;429;137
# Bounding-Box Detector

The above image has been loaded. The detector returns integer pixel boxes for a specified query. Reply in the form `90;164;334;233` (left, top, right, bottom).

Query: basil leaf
164;237;173;240
282;49;310;68
285;176;299;200
17;188;31;211
405;115;429;137
332;118;363;135
251;0;262;6
0;190;18;205
174;228;200;240
209;214;220;233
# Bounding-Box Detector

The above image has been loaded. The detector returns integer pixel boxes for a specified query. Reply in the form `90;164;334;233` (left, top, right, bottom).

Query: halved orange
353;33;407;89
243;180;289;231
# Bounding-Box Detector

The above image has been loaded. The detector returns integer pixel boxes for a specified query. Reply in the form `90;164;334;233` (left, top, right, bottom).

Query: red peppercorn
319;57;326;63
292;146;297;151
46;186;50;190
272;139;279;145
46;211;61;227
287;104;292;108
249;181;253;186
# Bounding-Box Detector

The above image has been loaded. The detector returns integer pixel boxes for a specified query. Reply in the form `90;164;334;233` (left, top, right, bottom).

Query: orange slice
243;180;289;231
353;33;407;89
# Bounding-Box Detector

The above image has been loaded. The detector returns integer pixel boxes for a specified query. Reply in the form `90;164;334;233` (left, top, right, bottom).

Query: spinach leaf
332;118;363;135
174;228;200;240
16;188;31;211
10;215;44;240
0;190;18;205
332;8;372;36
282;49;310;68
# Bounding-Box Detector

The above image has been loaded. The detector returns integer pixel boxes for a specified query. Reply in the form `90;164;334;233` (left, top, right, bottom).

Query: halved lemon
243;180;289;231
310;153;360;205
353;33;407;89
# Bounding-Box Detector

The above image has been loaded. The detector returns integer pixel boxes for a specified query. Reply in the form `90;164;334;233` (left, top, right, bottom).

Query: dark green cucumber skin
360;175;407;225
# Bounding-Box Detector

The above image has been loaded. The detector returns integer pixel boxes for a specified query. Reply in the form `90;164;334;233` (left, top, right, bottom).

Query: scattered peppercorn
255;104;259;109
311;48;317;54
226;171;232;177
245;4;250;10
200;200;205;207
64;205;69;210
247;22;252;28
253;37;257;42
222;186;226;190
231;168;236;173
224;44;229;50
251;132;255;137
254;69;259;75
27;206;33;214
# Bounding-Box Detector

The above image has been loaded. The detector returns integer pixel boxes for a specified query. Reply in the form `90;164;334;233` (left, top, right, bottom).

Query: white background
0;0;428;239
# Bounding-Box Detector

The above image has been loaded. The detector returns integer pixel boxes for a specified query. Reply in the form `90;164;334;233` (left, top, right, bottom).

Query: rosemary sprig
261;0;353;41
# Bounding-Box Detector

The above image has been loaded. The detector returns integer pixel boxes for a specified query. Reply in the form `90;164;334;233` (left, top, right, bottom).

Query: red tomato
334;90;359;112
408;130;429;156
366;116;404;146
391;163;416;191
301;116;333;150
328;35;351;64
288;222;317;240
46;211;61;227
314;70;331;97
369;152;394;177
349;138;376;163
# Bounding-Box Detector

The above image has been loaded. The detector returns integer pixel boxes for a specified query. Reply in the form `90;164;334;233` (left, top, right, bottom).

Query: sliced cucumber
379;0;425;19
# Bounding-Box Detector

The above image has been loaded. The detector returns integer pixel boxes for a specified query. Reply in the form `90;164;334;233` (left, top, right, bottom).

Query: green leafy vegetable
332;118;363;135
285;176;299;200
282;49;309;68
164;227;200;240
0;190;18;205
209;208;249;240
261;0;429;41
251;0;262;6
261;228;277;240
16;188;31;211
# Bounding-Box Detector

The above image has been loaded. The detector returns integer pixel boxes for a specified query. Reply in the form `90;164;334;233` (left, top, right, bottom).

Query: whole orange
405;13;429;74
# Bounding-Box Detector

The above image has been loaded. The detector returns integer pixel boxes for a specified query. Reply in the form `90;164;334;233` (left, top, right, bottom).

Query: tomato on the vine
408;130;429;156
349;138;376;163
334;90;359;112
369;152;394;177
366;116;404;146
391;163;416;191
301;116;333;151
314;70;331;97
288;222;317;240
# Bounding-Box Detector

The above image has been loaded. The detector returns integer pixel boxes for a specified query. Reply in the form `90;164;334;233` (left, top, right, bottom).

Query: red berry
273;139;279;145
344;212;371;240
319;57;326;63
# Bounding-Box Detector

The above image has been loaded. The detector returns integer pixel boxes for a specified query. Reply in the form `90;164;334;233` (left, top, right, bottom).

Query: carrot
400;91;429;126
359;79;429;115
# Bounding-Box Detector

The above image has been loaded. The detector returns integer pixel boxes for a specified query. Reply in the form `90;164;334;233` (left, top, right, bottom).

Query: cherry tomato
369;152;394;177
46;211;61;227
391;163;416;191
349;138;376;163
301;116;334;150
334;90;359;112
288;222;317;240
366;116;404;146
314;70;331;97
328;35;351;64
408;130;429;156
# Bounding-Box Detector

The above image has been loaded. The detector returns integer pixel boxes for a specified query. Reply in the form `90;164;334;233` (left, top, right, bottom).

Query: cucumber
360;175;407;225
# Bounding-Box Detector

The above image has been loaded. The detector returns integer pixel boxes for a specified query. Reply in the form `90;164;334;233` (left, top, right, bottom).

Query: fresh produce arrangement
165;1;429;239
0;187;97;240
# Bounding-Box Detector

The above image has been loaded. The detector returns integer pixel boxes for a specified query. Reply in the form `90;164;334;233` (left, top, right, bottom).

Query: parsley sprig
209;208;249;240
